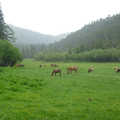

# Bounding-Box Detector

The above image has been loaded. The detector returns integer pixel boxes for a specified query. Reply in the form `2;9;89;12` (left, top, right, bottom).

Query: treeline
34;48;120;62
16;44;48;58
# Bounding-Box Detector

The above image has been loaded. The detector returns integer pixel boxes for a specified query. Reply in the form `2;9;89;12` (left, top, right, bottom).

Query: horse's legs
67;70;69;74
59;72;61;76
51;71;54;76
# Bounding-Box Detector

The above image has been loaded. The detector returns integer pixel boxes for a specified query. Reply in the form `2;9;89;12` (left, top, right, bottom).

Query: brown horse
67;66;78;74
88;65;94;73
51;69;61;76
16;64;24;67
51;64;58;67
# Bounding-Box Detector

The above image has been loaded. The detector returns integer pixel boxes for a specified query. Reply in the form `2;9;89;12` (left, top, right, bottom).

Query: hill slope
11;26;67;45
52;14;120;52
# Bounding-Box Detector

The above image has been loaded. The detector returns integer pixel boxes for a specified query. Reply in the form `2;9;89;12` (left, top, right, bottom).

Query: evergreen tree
0;4;14;41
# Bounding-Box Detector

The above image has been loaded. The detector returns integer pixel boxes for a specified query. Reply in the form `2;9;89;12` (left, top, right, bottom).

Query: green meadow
0;59;120;120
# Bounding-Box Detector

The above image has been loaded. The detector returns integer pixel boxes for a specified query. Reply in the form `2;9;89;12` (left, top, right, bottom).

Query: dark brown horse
16;64;24;67
51;64;58;67
51;69;61;76
67;66;78;74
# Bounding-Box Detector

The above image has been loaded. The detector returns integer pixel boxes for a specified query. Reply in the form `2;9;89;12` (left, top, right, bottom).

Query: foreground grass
0;59;120;120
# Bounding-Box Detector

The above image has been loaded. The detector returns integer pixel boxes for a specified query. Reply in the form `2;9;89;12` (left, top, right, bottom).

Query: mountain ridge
10;25;68;45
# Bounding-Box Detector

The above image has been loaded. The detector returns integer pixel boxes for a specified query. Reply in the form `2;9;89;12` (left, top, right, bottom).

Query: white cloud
1;0;120;35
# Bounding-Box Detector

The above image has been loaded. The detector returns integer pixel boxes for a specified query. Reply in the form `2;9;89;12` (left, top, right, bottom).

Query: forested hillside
51;14;120;52
35;14;120;62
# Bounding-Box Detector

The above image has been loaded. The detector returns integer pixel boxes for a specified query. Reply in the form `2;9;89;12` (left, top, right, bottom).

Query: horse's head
51;64;58;67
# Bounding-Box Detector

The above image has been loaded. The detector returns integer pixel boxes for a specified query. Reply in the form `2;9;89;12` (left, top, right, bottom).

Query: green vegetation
0;40;22;66
0;59;120;120
34;48;120;62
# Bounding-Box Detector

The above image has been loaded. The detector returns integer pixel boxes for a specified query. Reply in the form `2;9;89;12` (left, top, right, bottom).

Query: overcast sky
1;0;120;35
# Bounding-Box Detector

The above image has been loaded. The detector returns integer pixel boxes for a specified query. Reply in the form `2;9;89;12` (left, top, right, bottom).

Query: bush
0;40;22;66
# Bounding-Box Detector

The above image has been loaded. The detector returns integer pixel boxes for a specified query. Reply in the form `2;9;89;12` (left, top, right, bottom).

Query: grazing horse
114;66;120;72
51;69;61;76
88;65;94;73
51;64;58;67
67;66;78;74
16;64;24;67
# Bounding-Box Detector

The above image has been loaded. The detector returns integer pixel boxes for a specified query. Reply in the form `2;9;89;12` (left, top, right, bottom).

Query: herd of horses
51;66;79;76
51;65;95;76
51;65;120;76
14;63;94;76
1;63;120;76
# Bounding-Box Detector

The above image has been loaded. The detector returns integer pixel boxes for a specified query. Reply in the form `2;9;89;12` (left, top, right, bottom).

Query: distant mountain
10;25;68;45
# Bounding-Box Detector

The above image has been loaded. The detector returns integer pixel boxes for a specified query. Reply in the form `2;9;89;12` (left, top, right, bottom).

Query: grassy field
0;59;120;120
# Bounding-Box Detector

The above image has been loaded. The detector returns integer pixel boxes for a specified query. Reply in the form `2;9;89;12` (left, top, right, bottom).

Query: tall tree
0;4;14;41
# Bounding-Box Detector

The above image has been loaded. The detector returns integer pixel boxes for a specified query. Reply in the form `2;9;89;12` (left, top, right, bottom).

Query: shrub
0;40;22;66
